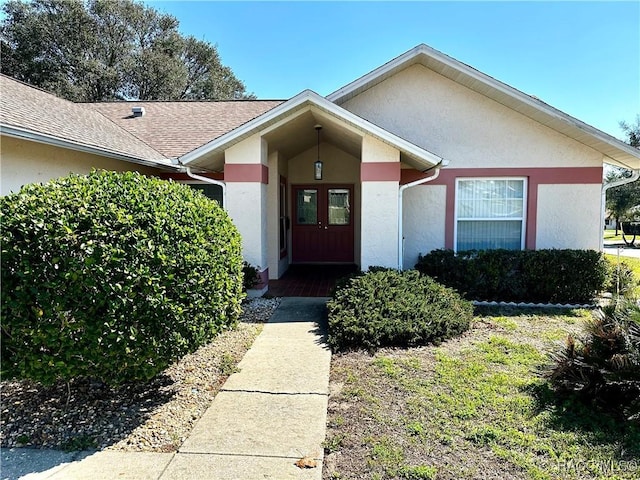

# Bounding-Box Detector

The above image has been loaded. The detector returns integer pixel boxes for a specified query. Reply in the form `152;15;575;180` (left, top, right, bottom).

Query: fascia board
1;125;178;170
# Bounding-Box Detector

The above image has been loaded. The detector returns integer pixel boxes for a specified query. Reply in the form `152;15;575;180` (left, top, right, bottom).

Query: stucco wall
224;134;269;279
343;64;605;255
1;136;159;195
361;181;399;269
267;151;291;279
536;184;601;250
402;184;446;268
341;64;603;169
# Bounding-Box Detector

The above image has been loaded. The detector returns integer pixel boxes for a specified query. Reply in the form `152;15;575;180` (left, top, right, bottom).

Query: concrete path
603;244;640;259
1;298;331;480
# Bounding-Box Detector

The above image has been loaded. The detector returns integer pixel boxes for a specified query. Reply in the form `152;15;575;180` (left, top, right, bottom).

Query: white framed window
454;177;527;251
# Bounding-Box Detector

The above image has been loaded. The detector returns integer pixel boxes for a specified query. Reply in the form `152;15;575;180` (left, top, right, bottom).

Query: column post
360;135;400;270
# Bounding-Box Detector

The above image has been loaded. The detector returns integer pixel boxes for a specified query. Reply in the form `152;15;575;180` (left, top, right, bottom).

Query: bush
327;269;473;352
549;301;640;422
1;170;244;385
415;249;607;304
604;258;639;300
242;262;261;291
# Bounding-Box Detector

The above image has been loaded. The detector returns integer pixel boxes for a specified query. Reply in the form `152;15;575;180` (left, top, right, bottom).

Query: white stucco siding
0;136;159;195
267;151;290;279
226;182;269;269
225;134;264;164
361;181;399;269
402;184;447;268
362;134;399;163
535;184;601;250
341;64;603;169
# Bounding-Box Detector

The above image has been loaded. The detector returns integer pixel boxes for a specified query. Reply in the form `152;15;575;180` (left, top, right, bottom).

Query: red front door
292;185;354;263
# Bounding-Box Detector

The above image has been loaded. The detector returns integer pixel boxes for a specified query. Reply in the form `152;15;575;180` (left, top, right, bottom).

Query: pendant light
314;124;323;180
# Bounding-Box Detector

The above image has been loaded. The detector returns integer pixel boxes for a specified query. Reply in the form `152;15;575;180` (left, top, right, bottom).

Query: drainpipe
172;159;227;209
397;160;447;270
601;168;640;250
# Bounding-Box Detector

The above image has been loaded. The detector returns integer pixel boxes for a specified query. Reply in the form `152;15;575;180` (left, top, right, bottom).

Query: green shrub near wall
415;249;608;304
1;170;244;385
327;269;473;352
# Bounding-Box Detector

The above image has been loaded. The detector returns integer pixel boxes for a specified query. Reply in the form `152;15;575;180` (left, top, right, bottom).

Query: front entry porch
268;264;357;297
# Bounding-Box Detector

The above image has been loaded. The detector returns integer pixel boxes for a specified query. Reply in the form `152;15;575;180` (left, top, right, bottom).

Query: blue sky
145;1;639;140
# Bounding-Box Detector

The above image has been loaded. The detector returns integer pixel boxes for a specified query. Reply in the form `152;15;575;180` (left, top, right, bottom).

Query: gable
329;44;639;170
340;64;604;169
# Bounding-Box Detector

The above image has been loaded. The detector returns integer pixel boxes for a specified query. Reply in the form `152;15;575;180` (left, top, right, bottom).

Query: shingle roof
87;100;284;159
0;75;169;165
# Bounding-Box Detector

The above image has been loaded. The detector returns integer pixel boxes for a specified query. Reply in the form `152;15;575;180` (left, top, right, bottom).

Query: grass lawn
323;309;640;480
604;229;623;242
605;254;640;298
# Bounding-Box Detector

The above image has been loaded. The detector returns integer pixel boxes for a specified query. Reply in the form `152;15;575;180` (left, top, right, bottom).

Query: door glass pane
296;189;317;224
328;189;350;225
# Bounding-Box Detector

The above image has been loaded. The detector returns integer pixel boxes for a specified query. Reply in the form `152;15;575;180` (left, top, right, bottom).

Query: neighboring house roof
328;44;640;171
0;75;173;168
88;100;284;159
180;89;444;171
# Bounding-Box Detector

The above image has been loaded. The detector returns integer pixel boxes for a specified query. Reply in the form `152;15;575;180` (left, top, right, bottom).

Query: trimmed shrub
415;249;608;304
327;269;473;352
1;170;244;385
549;301;640;422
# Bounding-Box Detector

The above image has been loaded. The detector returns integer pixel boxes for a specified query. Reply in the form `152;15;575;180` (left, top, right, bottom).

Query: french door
292;185;354;263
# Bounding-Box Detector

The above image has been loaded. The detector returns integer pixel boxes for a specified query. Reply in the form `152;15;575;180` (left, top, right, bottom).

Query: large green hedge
1;171;244;385
327;269;473;352
415;249;608;304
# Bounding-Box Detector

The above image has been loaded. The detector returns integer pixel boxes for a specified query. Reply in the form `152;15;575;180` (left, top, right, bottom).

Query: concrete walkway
1;298;331;480
603;243;640;259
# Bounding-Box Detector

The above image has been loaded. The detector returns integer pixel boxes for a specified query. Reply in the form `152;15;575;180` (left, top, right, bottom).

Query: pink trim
225;164;269;183
361;162;401;182
253;268;269;290
157;172;224;181
415;166;603;250
402;167;603;185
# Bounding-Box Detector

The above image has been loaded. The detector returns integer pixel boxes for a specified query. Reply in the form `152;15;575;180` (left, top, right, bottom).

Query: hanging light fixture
314;124;323;180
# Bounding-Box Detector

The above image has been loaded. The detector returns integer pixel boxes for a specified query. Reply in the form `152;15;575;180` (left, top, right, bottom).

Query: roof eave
1;125;179;171
180;89;442;170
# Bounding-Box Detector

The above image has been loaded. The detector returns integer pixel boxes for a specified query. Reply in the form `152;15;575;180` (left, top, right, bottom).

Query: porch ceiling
261;110;362;159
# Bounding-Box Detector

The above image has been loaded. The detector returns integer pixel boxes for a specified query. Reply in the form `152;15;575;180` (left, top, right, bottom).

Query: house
2;44;639;294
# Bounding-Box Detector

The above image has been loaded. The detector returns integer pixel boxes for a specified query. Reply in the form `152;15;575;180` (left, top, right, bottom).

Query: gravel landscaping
0;297;280;452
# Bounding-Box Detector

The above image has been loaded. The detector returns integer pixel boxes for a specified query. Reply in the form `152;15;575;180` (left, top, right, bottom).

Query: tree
1;0;253;101
606;116;640;233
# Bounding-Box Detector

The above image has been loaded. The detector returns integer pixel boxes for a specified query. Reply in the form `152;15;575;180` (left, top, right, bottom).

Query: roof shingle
87;100;284;159
0;75;168;164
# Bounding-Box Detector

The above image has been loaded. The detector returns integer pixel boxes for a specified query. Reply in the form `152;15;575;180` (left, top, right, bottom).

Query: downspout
601;168;640;250
397;159;447;270
172;159;227;210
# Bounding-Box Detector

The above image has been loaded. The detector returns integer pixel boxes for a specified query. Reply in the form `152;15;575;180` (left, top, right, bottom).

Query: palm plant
549;301;640;421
